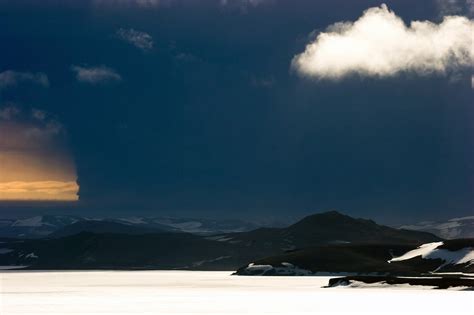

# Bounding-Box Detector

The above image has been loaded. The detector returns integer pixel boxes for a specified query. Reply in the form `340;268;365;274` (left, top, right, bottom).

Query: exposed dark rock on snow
327;275;474;289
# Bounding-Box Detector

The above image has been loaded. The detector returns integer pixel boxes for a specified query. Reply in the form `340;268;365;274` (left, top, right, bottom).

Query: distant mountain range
399;216;474;239
2;213;472;240
0;215;271;239
0;215;83;238
0;211;448;273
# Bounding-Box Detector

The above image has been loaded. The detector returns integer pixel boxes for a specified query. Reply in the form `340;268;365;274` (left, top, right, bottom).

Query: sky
0;0;472;224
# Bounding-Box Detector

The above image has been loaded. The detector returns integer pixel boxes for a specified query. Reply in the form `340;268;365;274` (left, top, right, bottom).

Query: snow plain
389;241;474;267
0;271;472;315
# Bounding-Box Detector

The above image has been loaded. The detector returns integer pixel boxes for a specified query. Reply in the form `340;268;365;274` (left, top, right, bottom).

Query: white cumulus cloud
117;28;153;51
292;4;474;80
71;65;122;84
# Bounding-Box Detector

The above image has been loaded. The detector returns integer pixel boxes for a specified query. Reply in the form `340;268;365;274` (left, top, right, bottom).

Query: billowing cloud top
292;4;474;80
71;65;122;84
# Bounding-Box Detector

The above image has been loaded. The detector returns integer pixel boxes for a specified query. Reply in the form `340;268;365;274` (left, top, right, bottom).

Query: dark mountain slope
286;211;439;246
219;211;440;257
0;211;442;270
235;239;474;276
0;232;244;270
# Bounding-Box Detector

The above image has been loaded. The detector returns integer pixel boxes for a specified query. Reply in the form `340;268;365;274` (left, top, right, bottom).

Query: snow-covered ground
0;271;472;315
389;241;474;270
243;262;313;275
332;279;471;290
10;216;45;227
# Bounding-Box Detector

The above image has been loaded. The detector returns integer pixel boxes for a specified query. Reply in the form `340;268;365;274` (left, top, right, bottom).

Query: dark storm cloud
436;0;474;16
0;105;65;146
0;70;49;89
0;105;20;120
0;0;472;222
93;0;163;7
16;0;273;10
220;0;270;9
0;104;78;200
94;0;271;8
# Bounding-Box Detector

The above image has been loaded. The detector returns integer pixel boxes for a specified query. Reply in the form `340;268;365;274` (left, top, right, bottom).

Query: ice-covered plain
0;271;472;315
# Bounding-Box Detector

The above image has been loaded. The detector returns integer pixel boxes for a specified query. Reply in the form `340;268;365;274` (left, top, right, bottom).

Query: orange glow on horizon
0;107;79;201
0;181;79;201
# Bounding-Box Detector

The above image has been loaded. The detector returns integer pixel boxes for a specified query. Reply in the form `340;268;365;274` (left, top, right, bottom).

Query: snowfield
11;216;46;227
331;279;473;290
389;242;474;270
243;262;313;276
0;271;472;315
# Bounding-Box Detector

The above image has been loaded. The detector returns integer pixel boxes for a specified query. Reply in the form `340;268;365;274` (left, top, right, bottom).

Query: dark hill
235;239;474;276
286;211;440;246
0;232;241;270
0;211;442;270
220;211;440;258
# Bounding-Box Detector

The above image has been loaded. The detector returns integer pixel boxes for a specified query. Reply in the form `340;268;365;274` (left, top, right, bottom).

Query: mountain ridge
399;216;474;239
0;211;442;271
0;215;268;238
